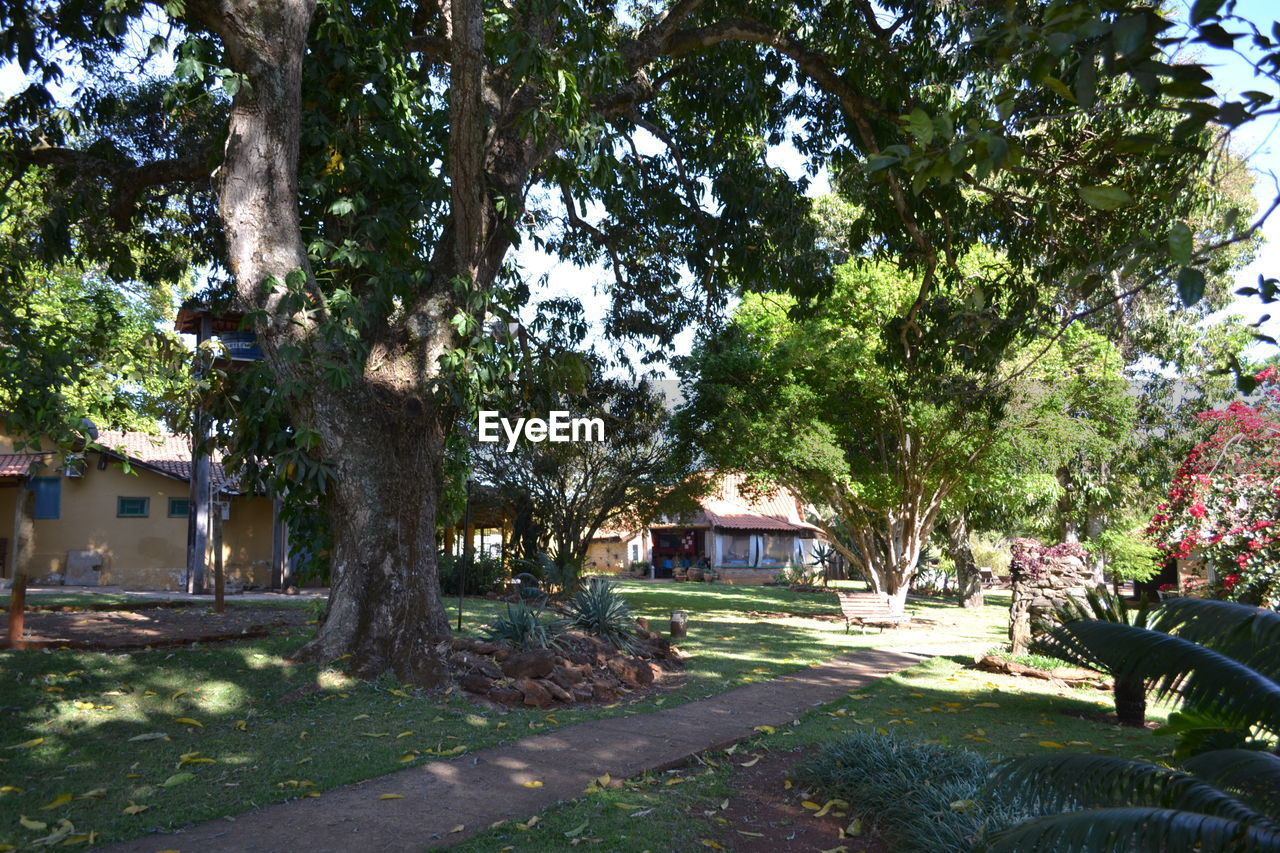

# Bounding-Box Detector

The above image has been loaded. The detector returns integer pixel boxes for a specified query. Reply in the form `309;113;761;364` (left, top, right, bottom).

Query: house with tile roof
0;425;283;591
585;472;827;584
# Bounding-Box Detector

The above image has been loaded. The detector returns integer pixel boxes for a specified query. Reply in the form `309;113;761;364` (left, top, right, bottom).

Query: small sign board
216;331;264;361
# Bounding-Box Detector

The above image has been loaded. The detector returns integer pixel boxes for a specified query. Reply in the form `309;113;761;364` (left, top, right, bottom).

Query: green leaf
1077;185;1133;210
1042;76;1076;102
1178;267;1206;307
904;107;934;144
1191;0;1225;25
1167;221;1193;266
161;772;195;788
1112;14;1149;56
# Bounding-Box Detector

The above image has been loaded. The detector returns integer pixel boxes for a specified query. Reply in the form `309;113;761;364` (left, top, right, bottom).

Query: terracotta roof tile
0;453;48;478
95;430;237;492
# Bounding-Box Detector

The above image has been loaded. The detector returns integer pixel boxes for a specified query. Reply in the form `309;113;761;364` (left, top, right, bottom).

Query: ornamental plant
1147;368;1280;607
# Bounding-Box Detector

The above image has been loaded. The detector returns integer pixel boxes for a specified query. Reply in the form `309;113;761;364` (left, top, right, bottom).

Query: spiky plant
986;599;1280;852
564;576;637;652
481;601;565;650
1041;587;1155;726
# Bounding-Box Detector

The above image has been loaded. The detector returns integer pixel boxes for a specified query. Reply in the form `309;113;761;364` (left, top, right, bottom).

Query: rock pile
1008;539;1097;655
448;625;683;708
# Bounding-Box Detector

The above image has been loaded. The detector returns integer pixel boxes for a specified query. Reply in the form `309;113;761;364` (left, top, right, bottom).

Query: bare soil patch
718;746;889;853
0;604;310;650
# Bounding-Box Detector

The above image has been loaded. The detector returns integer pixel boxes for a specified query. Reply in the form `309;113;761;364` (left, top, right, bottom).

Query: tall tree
3;0;1268;678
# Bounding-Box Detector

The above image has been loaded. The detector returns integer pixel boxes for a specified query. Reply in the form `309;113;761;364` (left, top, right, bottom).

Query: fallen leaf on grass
7;738;44;750
161;773;195;788
802;801;822;810
378;794;404;800
974;702;1000;708
565;821;589;838
701;841;725;850
0;786;22;795
19;816;47;831
517;815;540;830
753;725;775;735
171;690;187;701
1038;741;1064;749
396;731;414;739
388;689;409;698
235;720;248;732
173;717;203;728
843;818;863;837
398;754;419;763
739;756;760;768
737;831;765;837
127;733;169;743
78;788;107;799
121;804;149;815
449;824;465;834
39;793;72;810
522;781;544;788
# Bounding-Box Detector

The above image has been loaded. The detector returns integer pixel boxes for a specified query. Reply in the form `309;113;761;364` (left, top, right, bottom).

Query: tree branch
20;145;213;230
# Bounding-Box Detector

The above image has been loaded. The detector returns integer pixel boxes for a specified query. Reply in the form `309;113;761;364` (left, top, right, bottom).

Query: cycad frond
1183;750;1280;817
1156;598;1280;682
1040;620;1280;736
989;754;1264;823
984;807;1280;853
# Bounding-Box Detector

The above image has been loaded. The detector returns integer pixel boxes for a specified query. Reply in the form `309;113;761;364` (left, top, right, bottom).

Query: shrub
797;732;1025;852
438;552;507;596
971;534;1011;577
564;576;637;652
481;601;565;650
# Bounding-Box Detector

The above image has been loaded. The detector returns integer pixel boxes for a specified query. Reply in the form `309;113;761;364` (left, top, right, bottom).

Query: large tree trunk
945;512;984;608
293;401;453;684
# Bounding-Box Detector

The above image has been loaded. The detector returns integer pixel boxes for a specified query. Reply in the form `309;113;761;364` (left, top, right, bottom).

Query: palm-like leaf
989;754;1266;823
1156;598;1280;683
1039;620;1280;736
1183;750;1280;817
984;807;1280;852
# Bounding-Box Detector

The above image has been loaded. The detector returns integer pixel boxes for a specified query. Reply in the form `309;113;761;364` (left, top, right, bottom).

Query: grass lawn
0;581;1005;848
451;655;1175;852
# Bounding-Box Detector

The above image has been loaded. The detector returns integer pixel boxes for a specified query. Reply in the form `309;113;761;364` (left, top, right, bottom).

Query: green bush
481;601;565;650
438;552;507;596
564;576;637;652
798;732;1024;852
971;535;1011;577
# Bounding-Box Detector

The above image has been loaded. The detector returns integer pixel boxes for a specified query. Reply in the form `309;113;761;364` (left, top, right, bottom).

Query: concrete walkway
99;647;924;853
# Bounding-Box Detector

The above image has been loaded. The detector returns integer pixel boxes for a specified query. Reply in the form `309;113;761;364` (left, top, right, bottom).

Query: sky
3;1;1279;368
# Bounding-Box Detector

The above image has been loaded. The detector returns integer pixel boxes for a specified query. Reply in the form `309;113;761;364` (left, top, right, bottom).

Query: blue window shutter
30;477;61;519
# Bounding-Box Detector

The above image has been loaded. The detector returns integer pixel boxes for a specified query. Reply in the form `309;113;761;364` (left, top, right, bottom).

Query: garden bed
0;604;310;650
450;625;684;707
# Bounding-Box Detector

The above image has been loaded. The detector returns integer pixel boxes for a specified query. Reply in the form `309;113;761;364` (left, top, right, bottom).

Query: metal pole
187;313;212;595
457;479;472;631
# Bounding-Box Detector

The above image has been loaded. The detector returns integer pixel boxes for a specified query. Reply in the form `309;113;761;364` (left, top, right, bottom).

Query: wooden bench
978;567;997;588
835;591;910;633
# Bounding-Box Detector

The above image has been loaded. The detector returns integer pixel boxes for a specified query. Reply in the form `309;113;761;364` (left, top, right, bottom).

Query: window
631;543;639;562
719;533;752;566
168;498;190;518
760;535;794;566
117;497;149;518
29;477;60;520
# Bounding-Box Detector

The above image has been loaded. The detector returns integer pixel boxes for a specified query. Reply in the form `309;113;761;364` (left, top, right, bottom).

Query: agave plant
564;576;637;652
1040;587;1155;726
986;598;1280;852
481;600;565;650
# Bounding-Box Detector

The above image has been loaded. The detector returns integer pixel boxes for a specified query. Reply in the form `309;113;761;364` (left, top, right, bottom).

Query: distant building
586;473;826;584
0;426;282;590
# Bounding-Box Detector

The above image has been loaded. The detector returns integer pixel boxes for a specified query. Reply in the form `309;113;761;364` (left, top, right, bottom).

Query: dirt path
95;648;924;853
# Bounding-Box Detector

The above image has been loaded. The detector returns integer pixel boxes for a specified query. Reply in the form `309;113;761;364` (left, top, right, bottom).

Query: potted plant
673;566;688;582
703;568;719;583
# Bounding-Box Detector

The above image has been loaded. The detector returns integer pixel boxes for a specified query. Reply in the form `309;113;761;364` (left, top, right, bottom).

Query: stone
514;677;553;708
501;648;556;680
487;686;523;706
550;665;584;690
450;651;503;680
571;683;595;703
590;680;618;703
459;673;495;695
607;656;653;688
541;679;573;703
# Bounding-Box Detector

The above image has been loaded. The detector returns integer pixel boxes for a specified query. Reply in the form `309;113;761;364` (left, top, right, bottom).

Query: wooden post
213;499;225;613
270;495;287;590
7;483;32;649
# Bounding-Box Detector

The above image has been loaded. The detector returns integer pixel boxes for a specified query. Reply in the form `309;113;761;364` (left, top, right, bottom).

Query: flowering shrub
1147;367;1280;607
1009;538;1088;582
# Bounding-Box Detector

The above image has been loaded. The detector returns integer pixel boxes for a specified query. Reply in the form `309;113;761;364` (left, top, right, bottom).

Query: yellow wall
584;540;627;573
4;441;274;590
